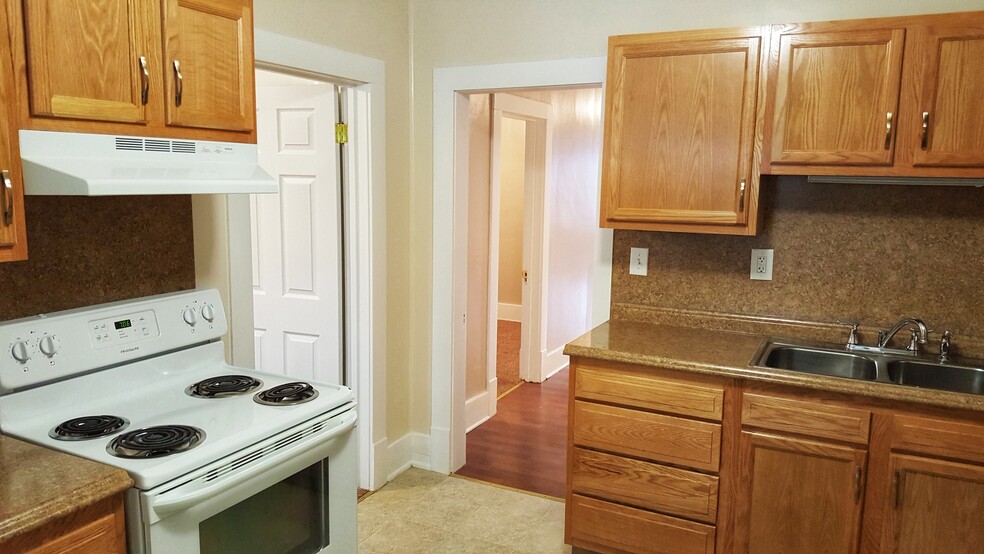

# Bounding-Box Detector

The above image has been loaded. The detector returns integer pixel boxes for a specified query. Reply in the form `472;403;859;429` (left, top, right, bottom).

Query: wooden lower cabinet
2;494;126;553
735;431;866;554
569;495;716;554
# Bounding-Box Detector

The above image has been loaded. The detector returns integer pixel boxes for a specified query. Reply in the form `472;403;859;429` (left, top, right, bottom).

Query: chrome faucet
939;330;953;363
878;317;929;353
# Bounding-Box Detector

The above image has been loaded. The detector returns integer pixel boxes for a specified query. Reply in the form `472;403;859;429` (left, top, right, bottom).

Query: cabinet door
163;0;255;132
769;26;905;166
600;30;764;233
737;431;866;554
910;18;984;167
0;0;27;260
881;454;984;554
21;0;157;123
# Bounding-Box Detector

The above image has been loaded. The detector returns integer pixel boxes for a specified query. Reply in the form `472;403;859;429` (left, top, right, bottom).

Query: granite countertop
0;435;132;543
564;319;984;413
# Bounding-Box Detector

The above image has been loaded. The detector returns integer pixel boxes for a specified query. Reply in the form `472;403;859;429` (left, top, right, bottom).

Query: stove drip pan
49;415;129;441
254;382;320;406
187;374;263;398
108;425;205;458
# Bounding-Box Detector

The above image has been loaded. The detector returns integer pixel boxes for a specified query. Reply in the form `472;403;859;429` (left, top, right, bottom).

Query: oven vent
201;417;338;483
113;136;197;154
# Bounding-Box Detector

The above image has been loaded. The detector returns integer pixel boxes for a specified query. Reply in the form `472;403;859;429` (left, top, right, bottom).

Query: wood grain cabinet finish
163;0;255;132
599;27;768;235
0;0;27;262
741;392;871;445
2;494;127;554
569;494;716;554
8;0;256;142
736;431;867;554
575;363;724;421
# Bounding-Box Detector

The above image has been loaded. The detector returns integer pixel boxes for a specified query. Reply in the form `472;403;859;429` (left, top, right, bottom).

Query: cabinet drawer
573;400;721;472
569;494;716;554
576;363;724;421
741;393;871;445
891;415;984;465
572;447;719;523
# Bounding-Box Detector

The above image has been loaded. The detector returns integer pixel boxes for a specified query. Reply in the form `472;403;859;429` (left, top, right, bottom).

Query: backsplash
0;196;196;320
611;176;984;357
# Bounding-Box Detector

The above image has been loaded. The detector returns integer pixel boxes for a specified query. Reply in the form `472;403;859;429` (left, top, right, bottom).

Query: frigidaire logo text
120;347;140;354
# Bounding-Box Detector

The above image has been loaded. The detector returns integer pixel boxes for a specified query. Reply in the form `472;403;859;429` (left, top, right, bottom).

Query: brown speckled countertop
565;319;984;413
0;435;132;542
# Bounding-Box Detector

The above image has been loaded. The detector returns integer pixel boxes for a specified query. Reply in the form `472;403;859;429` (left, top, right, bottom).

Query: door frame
204;30;388;490
431;57;606;474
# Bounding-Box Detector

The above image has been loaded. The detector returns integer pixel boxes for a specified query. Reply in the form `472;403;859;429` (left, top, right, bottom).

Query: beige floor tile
358;516;449;553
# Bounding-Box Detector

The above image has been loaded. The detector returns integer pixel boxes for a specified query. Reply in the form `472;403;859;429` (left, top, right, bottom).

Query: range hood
19;130;277;195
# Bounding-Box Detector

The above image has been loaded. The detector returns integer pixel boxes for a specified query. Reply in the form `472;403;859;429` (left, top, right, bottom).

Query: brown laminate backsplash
611;176;984;357
0;196;196;320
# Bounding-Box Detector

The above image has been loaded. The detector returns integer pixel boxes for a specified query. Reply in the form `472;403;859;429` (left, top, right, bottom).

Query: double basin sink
752;340;984;396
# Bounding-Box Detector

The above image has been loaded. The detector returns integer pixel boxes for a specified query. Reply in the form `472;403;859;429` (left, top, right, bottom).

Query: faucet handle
836;320;860;347
906;328;921;353
940;330;953;363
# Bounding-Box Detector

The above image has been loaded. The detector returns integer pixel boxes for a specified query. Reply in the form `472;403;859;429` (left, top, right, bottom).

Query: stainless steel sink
752;339;984;396
888;361;984;395
764;347;877;381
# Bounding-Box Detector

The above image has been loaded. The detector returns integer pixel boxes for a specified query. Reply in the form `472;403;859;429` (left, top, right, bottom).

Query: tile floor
358;468;571;553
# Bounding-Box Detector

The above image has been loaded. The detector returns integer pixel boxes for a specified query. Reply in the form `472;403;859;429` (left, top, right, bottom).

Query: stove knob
39;335;58;357
201;304;215;323
11;341;30;363
182;307;198;326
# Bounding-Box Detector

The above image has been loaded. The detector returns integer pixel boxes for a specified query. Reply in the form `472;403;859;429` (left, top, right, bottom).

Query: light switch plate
629;247;648;276
750;248;773;281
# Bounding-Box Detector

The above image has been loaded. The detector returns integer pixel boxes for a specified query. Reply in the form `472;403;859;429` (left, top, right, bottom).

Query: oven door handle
151;410;357;516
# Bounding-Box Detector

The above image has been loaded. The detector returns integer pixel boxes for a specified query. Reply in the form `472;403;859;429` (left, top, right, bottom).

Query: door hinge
335;123;348;144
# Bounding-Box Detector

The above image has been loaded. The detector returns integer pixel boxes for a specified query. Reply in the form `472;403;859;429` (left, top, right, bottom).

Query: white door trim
431;57;606;474
232;31;387;490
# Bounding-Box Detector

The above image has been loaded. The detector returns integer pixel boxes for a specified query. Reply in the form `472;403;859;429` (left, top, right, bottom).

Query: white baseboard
465;390;491;432
386;432;433;482
369;437;389;490
497;303;522;322
542;344;569;380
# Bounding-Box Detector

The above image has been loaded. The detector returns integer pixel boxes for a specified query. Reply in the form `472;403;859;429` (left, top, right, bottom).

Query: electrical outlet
629;247;648;276
750;248;774;281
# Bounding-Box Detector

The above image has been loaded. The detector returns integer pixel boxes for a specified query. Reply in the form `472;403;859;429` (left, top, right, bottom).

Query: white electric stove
0;289;357;553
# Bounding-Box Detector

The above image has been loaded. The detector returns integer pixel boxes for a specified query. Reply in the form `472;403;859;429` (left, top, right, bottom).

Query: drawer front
573;400;721;472
569;494;716;554
576;363;725;421
891;414;984;465
572;447;719;523
741;393;871;444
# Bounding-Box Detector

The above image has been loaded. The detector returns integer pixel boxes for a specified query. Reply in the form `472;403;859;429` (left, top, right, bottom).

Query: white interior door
252;83;343;385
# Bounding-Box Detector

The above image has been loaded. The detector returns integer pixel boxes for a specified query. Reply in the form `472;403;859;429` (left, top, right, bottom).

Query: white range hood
19;130;277;195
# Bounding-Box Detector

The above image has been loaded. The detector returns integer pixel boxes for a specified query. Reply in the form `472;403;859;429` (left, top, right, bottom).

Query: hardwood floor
455;368;569;499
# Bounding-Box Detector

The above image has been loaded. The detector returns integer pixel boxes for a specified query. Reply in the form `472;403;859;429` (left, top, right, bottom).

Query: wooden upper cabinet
600;28;768;235
736;432;866;554
0;0;27;261
21;0;159;124
909;15;984;168
881;454;984;554
768;26;905;166
163;0;255;132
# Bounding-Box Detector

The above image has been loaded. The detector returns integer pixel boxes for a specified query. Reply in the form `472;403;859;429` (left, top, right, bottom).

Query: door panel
770;27;905;165
163;0;254;131
22;0;157;123
912;20;984;167
252;83;342;385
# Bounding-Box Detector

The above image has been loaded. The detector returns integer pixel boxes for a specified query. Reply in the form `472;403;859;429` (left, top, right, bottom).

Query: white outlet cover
629;247;648;276
750;248;774;281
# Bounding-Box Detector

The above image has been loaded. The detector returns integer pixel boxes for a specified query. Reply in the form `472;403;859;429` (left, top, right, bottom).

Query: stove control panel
88;309;161;350
0;289;226;393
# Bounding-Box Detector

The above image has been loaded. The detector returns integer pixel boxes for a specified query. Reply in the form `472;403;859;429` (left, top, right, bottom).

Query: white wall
497;117;526;308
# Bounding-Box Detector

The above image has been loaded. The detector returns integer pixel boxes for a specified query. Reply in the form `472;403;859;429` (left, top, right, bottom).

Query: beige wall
252;0;984;446
497;117;526;308
465;94;491;399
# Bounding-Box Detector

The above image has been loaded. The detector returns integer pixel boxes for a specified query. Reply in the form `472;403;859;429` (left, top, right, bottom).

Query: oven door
129;407;357;554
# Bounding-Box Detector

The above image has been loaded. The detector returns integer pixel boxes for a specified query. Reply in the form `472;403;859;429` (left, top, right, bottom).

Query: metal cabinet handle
854;465;863;503
921;112;930;150
884;111;894;150
738;179;746;212
1;169;13;226
139;56;149;105
173;60;183;107
893;470;903;509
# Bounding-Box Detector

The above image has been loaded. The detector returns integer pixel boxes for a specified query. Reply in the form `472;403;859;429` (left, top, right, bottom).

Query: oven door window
199;460;328;554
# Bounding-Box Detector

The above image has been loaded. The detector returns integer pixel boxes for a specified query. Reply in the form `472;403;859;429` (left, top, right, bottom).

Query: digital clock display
114;319;132;330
